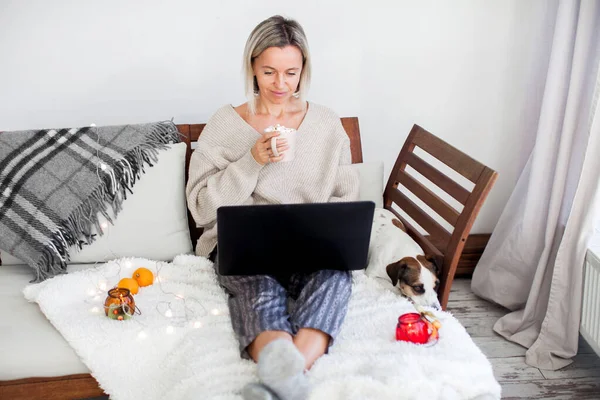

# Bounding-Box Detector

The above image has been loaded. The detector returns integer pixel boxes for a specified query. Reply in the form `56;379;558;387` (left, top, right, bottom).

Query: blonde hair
242;15;311;114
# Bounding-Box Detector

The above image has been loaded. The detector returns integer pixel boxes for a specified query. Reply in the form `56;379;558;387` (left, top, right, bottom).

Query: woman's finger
261;132;280;142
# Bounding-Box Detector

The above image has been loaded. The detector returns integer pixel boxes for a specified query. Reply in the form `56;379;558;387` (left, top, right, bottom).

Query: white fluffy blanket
24;255;500;400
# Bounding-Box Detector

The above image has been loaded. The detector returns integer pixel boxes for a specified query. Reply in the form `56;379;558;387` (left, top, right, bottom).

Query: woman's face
253;45;303;104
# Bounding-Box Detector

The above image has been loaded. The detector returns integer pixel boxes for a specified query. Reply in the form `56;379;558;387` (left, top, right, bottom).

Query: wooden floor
449;278;600;399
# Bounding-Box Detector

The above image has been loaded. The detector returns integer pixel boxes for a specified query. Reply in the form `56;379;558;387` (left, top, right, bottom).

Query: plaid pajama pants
211;251;352;359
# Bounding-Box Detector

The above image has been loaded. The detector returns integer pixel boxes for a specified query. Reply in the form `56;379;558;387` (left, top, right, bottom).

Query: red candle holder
396;313;430;344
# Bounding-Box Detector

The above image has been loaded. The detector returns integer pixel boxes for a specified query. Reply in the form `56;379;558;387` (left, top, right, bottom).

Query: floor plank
446;299;507;319
540;353;600;380
448;278;480;302
453;315;499;337
472;335;527;358
501;376;600;399
490;356;544;382
447;299;507;338
579;335;597;355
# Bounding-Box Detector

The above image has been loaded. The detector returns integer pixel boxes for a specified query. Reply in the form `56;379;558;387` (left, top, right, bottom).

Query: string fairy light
150;260;209;326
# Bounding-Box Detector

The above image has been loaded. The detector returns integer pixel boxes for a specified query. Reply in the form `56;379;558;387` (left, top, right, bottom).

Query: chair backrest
383;124;497;309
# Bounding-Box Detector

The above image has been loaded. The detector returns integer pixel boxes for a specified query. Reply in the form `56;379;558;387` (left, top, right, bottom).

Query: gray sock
257;339;310;400
242;382;281;400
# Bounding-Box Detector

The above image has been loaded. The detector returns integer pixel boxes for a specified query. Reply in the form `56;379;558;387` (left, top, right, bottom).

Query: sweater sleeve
329;126;360;203
186;138;264;227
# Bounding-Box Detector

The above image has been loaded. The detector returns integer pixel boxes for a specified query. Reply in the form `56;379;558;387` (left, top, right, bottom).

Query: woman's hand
251;132;289;165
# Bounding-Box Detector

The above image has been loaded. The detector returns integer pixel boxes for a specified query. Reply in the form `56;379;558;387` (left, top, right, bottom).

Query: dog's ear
386;261;408;286
391;218;407;232
424;255;440;275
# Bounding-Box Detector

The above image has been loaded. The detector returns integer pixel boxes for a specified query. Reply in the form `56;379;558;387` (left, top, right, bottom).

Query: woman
186;15;359;400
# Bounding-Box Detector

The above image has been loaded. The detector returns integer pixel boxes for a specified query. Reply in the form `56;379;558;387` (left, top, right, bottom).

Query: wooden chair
383;124;497;309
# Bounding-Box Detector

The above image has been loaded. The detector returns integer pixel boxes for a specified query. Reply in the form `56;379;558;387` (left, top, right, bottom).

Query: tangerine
133;267;154;287
117;277;139;295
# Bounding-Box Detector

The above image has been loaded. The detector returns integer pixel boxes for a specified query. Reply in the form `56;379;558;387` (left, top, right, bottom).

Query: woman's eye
287;72;296;76
264;72;273;75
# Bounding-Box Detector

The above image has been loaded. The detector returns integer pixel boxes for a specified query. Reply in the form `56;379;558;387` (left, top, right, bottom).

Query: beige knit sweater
186;102;360;257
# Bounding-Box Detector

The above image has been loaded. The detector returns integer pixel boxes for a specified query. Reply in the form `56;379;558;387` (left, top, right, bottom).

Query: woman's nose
275;74;285;88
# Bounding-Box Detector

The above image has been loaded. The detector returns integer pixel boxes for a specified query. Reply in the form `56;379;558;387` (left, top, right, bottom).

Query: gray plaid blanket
0;121;181;282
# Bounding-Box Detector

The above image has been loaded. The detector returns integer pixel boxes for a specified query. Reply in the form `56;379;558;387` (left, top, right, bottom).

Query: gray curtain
472;0;600;370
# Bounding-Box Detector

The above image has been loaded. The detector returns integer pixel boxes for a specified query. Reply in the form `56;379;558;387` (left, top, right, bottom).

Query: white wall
0;0;557;233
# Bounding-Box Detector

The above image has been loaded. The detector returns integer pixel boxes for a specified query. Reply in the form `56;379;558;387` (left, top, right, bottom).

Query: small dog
366;208;441;309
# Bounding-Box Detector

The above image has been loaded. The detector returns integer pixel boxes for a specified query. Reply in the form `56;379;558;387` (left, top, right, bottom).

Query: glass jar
104;287;135;319
396;312;430;344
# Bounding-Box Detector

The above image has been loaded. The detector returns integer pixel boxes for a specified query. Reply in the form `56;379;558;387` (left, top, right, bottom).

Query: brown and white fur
366;208;441;310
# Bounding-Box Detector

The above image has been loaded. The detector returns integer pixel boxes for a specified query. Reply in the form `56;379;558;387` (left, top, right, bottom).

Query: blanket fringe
33;121;181;283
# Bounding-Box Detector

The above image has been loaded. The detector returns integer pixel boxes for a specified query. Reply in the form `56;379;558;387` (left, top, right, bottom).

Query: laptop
216;201;375;276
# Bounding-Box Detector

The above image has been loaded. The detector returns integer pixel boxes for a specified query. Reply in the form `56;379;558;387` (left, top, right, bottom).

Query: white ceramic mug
265;125;297;162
